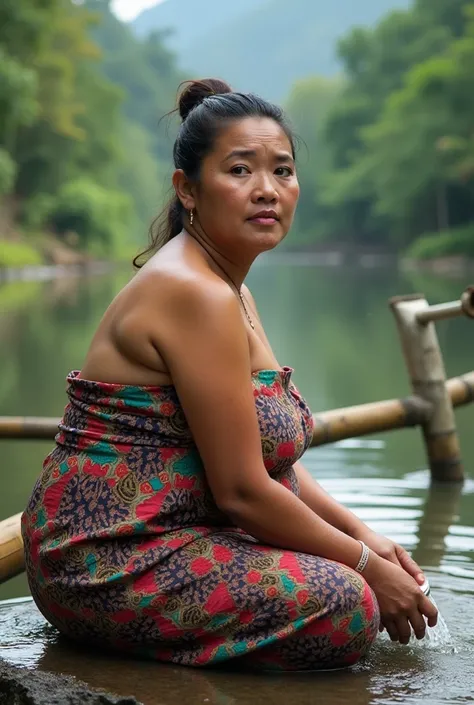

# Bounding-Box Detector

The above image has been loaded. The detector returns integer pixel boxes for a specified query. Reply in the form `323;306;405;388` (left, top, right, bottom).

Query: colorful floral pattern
22;367;379;670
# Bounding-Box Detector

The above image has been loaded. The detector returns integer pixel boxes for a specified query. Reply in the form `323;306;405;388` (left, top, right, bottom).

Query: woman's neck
182;227;252;291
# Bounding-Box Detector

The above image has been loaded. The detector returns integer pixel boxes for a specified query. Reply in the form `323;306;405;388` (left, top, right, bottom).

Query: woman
22;79;437;672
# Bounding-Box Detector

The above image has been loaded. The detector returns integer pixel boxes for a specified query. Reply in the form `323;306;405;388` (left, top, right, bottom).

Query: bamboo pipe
0;513;24;584
1;371;474;586
391;294;466;482
310;368;473;446
0;371;473;445
309;368;474;446
415;286;474;325
310;395;432;447
0;416;60;439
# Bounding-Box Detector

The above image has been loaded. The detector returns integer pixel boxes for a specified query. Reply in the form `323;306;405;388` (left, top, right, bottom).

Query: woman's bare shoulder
133;255;237;318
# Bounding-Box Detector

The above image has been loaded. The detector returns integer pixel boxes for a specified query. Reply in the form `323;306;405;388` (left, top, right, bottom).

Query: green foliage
0;47;39;149
0;148;17;196
0;0;183;263
0;240;42;268
293;0;474;258
46;178;132;254
285;76;343;244
406;225;474;259
86;1;182;161
117;120;167;227
4;0;474;265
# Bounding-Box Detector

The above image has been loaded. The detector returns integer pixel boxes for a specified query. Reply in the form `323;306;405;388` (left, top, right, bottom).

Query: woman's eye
231;165;250;175
275;166;293;177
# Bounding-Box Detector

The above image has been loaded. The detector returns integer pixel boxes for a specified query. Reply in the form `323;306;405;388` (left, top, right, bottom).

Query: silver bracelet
355;540;370;573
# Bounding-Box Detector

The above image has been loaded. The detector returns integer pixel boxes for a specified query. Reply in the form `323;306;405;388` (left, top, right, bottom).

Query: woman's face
191;117;299;258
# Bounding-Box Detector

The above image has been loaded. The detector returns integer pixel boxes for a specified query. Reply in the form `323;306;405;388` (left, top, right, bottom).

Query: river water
1;257;474;704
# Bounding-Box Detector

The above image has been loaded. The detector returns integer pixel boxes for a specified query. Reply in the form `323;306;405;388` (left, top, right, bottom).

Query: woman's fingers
383;619;400;642
408;609;427;640
387;550;402;568
394;616;412;645
383;617;411;644
396;545;425;584
419;594;438;628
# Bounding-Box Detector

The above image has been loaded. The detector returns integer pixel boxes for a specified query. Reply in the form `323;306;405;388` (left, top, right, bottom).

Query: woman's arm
242;286;425;585
146;272;435;641
294;460;367;537
149;273;368;570
295;459;424;584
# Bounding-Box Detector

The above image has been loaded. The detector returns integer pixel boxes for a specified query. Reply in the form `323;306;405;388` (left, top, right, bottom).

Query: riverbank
0;659;141;705
0;232;89;269
0;260;116;283
275;244;474;277
0;231;135;281
2;238;474;282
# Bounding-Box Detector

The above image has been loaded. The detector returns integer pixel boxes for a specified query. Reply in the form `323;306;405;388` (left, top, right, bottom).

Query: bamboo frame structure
1;289;474;584
0;514;24;584
415;286;474;325
0;416;60;439
1;371;473;446
1;371;473;586
390;287;474;482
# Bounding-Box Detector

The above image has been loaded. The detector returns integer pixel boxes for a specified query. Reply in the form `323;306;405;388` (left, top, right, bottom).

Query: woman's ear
172;169;195;212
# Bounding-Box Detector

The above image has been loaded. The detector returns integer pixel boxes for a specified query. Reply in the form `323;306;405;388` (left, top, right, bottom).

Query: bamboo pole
390;293;468;482
310;395;432;446
1;372;474;585
0;514;24;584
0;371;473;445
415;286;474;325
0;416;60;440
310;370;474;447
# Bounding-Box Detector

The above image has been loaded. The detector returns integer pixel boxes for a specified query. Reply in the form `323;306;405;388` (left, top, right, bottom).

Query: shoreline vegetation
2;1;474;277
2;233;473;283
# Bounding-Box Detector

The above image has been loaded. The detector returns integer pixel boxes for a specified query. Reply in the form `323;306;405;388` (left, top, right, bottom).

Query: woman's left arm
294;460;366;537
294;460;425;585
242;285;425;587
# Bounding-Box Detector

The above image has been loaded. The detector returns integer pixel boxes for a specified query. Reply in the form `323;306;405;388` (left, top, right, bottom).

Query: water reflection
1;261;474;702
1;596;471;705
412;483;463;571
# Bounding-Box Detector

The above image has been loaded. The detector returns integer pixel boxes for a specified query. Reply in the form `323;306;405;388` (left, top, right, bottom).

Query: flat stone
0;661;142;705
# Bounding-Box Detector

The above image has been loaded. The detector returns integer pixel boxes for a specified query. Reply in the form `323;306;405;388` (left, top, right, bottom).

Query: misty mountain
132;0;264;48
132;0;411;100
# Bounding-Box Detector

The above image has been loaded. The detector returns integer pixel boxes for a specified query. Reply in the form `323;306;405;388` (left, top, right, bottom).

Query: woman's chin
245;224;287;252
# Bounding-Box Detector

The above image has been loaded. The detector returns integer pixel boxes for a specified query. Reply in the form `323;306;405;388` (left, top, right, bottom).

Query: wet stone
0;660;142;705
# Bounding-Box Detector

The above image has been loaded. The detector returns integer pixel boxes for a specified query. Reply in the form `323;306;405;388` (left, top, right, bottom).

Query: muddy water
1;260;474;703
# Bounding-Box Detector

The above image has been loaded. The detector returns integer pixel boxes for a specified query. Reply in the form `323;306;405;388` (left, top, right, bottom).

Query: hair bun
178;78;233;122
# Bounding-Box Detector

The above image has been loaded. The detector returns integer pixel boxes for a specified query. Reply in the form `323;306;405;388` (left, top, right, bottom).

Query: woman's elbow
214;482;267;519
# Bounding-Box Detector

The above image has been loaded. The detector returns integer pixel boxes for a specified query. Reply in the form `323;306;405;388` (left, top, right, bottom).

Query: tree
285;76;342;244
317;0;474;253
355;4;474;243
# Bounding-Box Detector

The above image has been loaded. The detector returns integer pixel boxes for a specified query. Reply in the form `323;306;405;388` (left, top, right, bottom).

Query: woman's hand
354;528;425;586
363;552;438;644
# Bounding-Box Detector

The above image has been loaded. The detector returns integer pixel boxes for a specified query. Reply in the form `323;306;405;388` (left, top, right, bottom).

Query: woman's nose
253;173;278;202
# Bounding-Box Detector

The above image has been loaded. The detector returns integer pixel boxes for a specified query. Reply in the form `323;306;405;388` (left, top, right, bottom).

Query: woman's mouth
248;211;280;225
250;217;278;225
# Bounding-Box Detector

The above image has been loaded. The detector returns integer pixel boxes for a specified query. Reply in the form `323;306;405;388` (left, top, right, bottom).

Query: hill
132;0;264;47
132;0;411;100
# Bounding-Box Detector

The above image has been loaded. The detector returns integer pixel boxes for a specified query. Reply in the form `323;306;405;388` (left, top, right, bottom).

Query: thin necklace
189;231;255;330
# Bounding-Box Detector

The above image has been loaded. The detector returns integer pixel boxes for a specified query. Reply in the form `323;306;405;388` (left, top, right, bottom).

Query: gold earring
189;209;194;226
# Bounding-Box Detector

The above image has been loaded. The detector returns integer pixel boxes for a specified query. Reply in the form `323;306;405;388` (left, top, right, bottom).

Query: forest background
1;0;474;268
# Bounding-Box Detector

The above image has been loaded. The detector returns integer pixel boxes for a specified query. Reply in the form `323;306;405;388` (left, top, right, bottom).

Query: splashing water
411;583;458;653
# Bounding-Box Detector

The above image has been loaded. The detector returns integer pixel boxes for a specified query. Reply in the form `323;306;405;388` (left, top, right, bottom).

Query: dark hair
133;78;297;268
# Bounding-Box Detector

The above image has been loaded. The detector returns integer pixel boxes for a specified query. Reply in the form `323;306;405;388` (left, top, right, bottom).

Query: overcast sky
111;0;166;22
